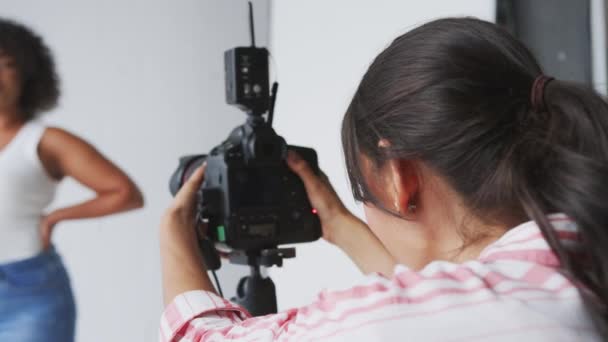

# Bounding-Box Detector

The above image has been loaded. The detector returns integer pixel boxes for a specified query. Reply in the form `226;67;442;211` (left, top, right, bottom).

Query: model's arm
38;127;144;248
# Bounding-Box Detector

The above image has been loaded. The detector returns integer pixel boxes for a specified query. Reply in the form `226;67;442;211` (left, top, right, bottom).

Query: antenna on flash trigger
249;1;256;47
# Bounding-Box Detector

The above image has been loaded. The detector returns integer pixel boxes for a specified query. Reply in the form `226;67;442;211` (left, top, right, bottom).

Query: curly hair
0;18;59;120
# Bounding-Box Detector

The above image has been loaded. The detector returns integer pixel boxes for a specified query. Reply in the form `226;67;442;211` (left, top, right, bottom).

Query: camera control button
291;210;302;221
217;225;226;242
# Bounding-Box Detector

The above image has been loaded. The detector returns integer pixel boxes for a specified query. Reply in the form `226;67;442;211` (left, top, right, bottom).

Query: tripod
229;248;295;316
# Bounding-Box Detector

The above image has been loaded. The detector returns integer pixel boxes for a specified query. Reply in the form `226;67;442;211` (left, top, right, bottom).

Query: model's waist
0;226;43;264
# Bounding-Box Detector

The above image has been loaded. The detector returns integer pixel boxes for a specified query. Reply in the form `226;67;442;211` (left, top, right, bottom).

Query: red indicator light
312;208;318;215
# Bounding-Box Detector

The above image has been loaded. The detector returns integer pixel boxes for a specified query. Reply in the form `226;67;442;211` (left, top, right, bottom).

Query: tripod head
198;238;295;316
228;247;295;316
229;247;295;268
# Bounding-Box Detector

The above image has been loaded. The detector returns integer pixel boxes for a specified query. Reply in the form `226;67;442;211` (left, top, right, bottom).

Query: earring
407;203;417;213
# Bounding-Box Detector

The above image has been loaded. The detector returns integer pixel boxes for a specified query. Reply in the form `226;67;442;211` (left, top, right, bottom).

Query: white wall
1;1;269;341
269;0;495;310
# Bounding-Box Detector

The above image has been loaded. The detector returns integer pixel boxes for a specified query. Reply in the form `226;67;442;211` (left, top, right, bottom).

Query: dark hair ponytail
342;17;608;337
517;79;608;335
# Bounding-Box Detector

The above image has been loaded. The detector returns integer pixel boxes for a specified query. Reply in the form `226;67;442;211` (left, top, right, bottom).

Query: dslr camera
169;9;321;269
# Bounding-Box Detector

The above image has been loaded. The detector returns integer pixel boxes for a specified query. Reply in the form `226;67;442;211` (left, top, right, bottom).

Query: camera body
170;121;321;251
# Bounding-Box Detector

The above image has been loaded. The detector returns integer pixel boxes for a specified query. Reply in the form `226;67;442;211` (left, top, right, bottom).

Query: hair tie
530;75;554;112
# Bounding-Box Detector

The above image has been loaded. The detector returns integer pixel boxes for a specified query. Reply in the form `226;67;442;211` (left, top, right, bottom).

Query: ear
385;159;419;214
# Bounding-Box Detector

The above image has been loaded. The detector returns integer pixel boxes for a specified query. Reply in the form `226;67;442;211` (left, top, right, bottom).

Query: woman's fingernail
287;151;300;162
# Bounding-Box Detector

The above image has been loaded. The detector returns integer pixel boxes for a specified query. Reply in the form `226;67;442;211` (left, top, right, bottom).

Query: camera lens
169;155;207;196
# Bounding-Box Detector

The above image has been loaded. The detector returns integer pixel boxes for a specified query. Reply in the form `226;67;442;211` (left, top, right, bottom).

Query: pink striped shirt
159;215;599;341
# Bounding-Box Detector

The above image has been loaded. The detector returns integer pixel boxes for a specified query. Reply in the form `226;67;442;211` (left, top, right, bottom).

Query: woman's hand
286;151;397;276
160;164;216;305
286;151;353;245
160;164;205;252
39;214;58;250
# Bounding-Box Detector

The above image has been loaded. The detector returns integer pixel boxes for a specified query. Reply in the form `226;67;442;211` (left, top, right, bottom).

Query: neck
390;220;506;270
0;108;24;129
413;174;509;268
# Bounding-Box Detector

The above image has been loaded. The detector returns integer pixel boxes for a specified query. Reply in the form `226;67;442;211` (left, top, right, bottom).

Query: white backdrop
269;0;495;310
1;1;269;341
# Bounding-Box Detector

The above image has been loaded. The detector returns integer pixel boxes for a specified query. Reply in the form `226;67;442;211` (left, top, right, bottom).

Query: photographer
160;18;605;341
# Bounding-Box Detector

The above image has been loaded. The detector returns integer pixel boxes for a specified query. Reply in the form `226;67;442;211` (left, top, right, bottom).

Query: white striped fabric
159;216;600;341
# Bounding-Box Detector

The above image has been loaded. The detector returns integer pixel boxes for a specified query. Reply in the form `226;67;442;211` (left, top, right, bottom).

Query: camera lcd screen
248;223;276;237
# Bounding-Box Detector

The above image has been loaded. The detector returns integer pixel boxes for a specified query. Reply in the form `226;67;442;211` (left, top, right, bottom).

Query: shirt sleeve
161;284;370;342
160;290;310;342
159;290;252;341
158;271;390;342
159;272;388;341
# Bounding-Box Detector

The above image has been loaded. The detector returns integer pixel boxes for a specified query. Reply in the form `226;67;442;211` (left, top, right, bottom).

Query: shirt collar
477;214;579;267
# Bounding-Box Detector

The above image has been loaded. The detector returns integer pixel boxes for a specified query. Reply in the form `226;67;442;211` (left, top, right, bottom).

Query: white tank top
0;121;57;263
